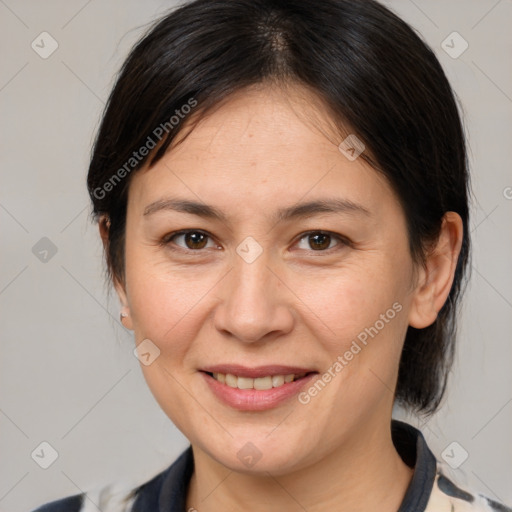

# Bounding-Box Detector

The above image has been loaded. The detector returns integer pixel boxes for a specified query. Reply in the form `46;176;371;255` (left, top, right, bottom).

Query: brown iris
308;233;332;250
184;231;209;250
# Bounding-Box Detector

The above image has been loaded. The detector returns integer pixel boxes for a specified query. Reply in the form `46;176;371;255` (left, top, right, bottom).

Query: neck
186;418;414;512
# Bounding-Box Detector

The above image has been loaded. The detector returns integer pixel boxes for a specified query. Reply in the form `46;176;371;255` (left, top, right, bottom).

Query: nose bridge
233;249;272;302
213;243;293;342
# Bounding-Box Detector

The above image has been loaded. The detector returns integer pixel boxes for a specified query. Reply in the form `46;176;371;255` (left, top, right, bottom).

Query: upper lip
200;364;317;379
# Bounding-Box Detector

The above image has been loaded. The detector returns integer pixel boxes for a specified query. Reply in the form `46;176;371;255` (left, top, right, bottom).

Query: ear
99;215;134;330
408;212;464;329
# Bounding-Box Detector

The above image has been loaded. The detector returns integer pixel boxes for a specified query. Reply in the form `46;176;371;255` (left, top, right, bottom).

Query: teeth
254;376;272;390
211;372;307;389
237;376;253;390
225;373;237;387
272;375;284;387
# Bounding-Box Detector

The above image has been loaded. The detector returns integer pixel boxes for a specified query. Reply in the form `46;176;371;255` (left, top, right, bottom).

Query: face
117;84;420;475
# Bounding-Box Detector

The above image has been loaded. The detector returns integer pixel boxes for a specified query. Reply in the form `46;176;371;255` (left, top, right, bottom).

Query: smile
208;372;308;390
200;365;318;411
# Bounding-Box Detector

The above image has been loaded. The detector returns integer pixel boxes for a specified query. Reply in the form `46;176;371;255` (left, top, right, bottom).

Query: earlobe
114;277;133;330
119;304;134;330
99;214;110;248
98;215;134;330
114;276;134;329
408;212;463;329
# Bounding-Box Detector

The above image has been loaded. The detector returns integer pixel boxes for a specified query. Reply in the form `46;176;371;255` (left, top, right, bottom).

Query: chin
196;431;317;476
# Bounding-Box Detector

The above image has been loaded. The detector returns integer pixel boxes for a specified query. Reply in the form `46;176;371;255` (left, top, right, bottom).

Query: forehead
169;83;345;164
128;84;398;221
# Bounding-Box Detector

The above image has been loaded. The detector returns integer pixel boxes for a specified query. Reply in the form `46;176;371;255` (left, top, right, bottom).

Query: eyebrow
143;197;371;222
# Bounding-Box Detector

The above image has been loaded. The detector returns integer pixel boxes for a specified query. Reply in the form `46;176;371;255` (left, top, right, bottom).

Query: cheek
297;256;411;347
296;255;412;411
123;262;216;429
124;254;223;362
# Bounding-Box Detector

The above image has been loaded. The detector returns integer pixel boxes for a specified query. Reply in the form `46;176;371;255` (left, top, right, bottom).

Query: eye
295;231;348;252
163;230;219;252
161;229;349;254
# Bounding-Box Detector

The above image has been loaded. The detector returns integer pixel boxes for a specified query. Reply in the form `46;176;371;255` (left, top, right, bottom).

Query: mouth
204;371;312;390
199;365;319;411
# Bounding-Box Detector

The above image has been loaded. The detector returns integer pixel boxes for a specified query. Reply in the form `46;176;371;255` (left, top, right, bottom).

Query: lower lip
201;372;317;411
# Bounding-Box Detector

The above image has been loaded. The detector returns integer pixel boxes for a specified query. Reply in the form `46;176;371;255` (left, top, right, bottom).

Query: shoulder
29;447;193;512
426;465;512;512
29;481;138;512
390;420;511;512
30;494;83;512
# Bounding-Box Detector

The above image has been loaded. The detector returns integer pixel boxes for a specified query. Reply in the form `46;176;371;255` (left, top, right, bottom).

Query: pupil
310;233;330;250
186;232;207;249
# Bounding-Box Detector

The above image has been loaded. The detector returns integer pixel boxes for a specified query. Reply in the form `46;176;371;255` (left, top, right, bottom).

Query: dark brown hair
87;0;471;414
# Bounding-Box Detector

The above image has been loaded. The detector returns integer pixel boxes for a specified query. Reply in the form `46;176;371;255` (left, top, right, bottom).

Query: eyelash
160;229;350;255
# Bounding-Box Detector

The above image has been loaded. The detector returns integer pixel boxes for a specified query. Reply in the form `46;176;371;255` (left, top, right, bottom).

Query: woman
32;0;511;510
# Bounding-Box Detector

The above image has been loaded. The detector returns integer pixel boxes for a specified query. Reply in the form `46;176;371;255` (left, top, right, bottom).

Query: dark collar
393;420;437;512
131;420;437;512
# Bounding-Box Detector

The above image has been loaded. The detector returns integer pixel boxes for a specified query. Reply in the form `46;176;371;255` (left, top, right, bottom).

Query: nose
213;250;295;344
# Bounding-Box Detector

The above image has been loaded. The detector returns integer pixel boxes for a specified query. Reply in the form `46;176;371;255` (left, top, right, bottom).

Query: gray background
0;1;511;510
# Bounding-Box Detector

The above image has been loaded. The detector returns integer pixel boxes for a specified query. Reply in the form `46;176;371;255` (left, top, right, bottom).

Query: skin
102;82;463;512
